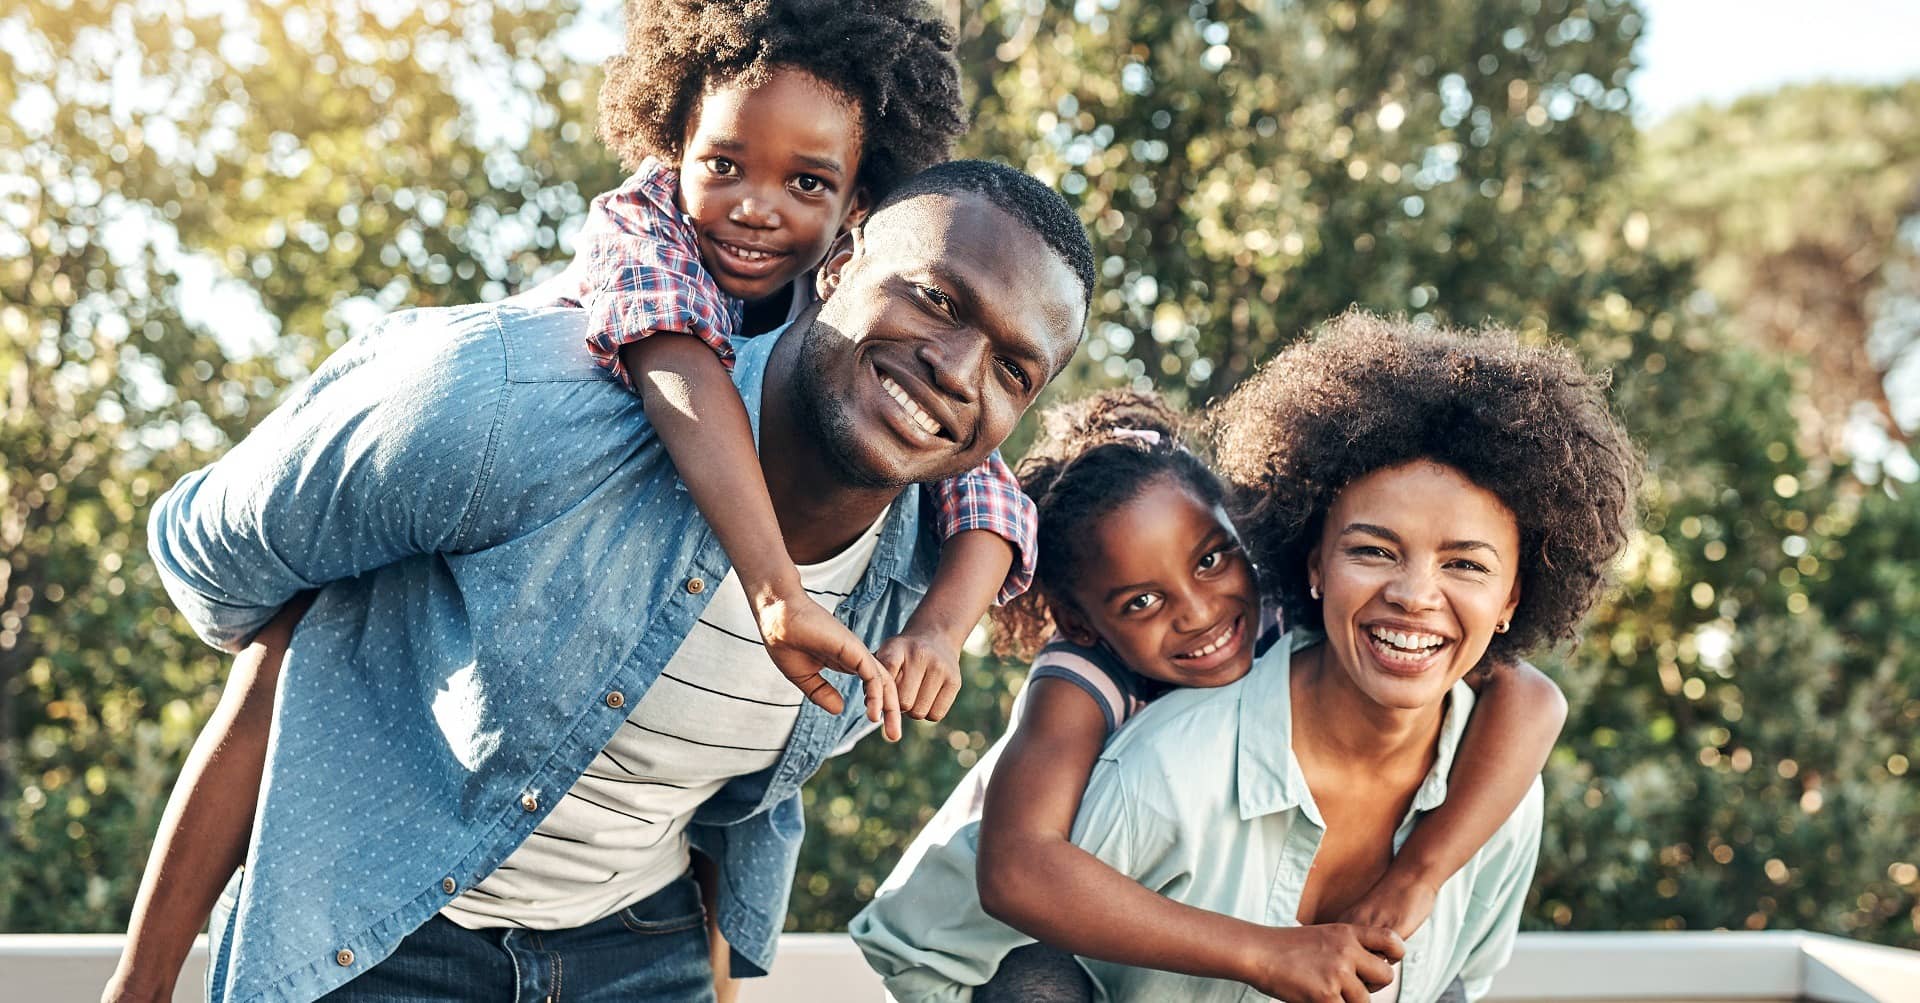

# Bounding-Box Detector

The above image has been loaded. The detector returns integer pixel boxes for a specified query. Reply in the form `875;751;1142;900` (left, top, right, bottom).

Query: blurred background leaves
3;0;1916;947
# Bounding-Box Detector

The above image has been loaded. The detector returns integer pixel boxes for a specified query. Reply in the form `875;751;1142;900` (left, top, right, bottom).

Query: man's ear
815;226;863;302
1049;598;1100;648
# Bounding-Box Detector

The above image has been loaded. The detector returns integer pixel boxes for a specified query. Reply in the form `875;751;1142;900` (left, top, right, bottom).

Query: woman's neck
1288;642;1448;776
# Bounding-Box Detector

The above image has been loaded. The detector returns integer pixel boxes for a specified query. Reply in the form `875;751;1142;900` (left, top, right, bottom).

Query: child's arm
1337;658;1567;939
103;595;311;1003
877;529;1010;721
976;679;1402;1000
622;336;900;738
878;456;1033;721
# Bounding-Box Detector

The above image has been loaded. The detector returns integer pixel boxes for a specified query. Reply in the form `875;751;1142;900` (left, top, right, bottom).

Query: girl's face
677;66;870;303
1307;460;1522;711
1055;475;1261;688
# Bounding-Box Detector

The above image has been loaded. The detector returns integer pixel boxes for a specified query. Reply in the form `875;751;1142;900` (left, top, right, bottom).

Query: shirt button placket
685;576;705;595
441;876;458;895
605;690;625;709
335;948;355;967
520;793;539;813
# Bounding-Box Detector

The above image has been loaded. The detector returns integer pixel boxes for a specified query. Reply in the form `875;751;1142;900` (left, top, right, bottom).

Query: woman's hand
1238;923;1404;1003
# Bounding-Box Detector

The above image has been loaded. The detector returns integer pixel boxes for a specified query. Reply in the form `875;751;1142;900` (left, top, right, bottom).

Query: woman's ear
1305;544;1323;599
815;227;863;302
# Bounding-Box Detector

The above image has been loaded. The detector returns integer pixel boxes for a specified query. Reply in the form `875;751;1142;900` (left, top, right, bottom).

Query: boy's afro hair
1209;309;1642;662
597;0;968;199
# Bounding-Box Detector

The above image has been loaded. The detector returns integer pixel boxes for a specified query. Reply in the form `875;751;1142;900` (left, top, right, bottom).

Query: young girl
559;0;1024;718
854;383;1571;1001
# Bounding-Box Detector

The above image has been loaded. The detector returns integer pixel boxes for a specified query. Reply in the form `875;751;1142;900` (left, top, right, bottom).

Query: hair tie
1110;427;1163;447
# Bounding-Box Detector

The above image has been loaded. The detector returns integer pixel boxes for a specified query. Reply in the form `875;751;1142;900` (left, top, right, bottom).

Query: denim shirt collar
1234;631;1477;824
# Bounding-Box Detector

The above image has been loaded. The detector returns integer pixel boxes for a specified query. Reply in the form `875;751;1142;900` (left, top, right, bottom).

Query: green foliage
4;0;1917;954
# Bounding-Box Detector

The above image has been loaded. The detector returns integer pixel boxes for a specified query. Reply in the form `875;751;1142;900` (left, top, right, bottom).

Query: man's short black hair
871;160;1096;311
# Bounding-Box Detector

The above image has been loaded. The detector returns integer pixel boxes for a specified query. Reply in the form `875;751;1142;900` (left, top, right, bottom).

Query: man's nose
917;335;984;404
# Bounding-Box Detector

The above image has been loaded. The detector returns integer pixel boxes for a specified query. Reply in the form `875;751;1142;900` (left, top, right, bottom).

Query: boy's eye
997;357;1033;392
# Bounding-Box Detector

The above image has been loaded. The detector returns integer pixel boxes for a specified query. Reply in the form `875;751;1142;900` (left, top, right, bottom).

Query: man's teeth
879;374;944;438
1178;619;1237;659
1368;627;1446;653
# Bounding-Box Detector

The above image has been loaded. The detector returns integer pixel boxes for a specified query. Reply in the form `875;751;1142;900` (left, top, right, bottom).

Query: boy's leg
975;943;1096;1003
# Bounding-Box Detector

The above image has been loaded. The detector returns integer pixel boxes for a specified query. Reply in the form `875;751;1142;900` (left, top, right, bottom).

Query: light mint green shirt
851;633;1543;1003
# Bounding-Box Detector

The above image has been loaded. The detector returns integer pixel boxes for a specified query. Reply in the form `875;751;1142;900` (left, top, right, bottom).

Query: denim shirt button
685;577;706;595
605;690;625;709
520;793;539;813
335;948;354;967
441;876;458;894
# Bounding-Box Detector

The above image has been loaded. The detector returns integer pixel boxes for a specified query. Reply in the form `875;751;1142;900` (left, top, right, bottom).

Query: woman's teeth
879;374;945;438
1368;627;1446;655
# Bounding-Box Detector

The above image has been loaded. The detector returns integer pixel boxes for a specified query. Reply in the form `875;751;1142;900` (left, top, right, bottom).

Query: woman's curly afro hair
989;388;1230;661
1209;309;1641;662
597;0;967;200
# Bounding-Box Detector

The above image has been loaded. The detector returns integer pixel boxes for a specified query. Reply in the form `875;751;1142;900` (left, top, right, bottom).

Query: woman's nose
1382;566;1445;612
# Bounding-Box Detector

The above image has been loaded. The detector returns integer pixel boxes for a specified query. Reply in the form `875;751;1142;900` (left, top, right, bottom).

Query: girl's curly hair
597;0;967;199
990;389;1232;661
1209;309;1641;662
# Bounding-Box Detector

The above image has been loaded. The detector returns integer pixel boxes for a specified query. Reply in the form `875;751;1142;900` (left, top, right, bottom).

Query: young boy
563;0;1026;720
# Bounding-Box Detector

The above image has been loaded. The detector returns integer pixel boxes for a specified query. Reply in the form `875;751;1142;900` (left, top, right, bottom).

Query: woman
853;311;1640;1002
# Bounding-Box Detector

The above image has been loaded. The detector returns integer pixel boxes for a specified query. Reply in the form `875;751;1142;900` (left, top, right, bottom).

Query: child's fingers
1356;926;1405;963
927;675;961;722
895;659;926;716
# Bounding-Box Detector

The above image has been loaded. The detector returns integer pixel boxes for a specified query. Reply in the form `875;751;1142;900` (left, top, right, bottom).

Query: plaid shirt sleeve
930;450;1038;604
573;159;743;389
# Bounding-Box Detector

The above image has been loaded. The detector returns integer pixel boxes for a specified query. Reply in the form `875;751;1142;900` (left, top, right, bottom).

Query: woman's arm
976;680;1399;1000
103;595;312;1003
1338;659;1567;939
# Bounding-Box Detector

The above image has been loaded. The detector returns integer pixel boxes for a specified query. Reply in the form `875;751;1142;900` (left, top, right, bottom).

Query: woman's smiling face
1308;460;1522;710
1055;475;1262;689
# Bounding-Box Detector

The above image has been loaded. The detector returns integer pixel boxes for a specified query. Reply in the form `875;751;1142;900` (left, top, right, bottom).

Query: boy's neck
741;283;796;336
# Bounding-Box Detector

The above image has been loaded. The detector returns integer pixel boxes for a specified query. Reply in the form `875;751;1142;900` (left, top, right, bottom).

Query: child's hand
875;631;963;723
753;589;902;741
1241;923;1404;1003
1336;870;1440;941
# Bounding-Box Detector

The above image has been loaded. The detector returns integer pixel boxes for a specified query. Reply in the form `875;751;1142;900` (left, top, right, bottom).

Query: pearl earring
1496;620;1510;633
1309;585;1321;600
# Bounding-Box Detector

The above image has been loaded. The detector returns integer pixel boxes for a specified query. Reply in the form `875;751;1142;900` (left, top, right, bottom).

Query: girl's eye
1197;545;1237;573
997;357;1033;392
1123;593;1161;614
793;174;827;193
706;157;737;176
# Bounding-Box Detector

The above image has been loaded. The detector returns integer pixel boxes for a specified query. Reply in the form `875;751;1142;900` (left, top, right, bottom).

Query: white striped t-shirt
443;505;888;930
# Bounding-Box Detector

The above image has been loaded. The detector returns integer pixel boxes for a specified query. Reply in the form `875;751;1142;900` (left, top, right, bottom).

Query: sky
1630;0;1920;123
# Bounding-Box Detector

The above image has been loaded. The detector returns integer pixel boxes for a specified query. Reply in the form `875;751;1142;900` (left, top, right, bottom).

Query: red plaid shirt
552;160;1037;602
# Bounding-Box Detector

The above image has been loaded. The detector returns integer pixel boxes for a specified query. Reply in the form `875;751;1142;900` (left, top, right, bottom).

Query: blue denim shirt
148;303;937;1003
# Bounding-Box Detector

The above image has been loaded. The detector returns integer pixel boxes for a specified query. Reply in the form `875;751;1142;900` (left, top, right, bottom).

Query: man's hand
752;585;902;741
875;631;962;723
1239;923;1404;1003
1336;869;1441;941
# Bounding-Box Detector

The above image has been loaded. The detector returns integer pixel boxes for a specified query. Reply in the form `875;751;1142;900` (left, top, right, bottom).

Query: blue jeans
318;872;716;1003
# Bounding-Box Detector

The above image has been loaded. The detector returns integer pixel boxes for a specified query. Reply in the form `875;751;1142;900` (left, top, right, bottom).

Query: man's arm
148;311;505;650
103;596;311;1003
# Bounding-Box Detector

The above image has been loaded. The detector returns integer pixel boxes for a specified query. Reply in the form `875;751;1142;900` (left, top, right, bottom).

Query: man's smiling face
791;191;1085;488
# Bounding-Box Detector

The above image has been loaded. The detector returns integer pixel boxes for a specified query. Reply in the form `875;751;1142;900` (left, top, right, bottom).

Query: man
140;160;1093;1002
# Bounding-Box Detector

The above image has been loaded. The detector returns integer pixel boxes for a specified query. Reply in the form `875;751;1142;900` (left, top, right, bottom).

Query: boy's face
677;66;870;304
